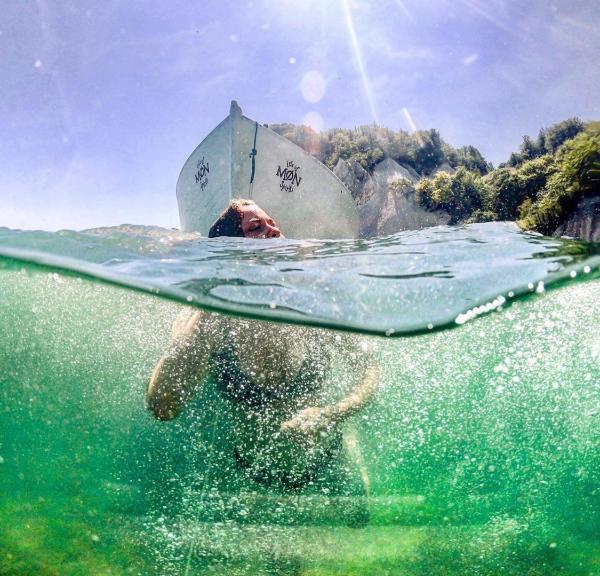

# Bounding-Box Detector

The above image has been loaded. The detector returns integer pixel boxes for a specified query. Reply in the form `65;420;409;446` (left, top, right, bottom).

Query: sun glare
341;0;378;122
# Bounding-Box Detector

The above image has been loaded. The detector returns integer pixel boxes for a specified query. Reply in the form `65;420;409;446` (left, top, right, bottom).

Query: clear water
0;223;599;575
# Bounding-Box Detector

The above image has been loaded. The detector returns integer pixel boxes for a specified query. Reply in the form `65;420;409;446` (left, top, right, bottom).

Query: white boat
176;101;359;239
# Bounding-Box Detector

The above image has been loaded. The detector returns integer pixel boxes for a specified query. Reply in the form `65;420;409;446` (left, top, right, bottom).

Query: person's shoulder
170;307;224;339
323;332;376;360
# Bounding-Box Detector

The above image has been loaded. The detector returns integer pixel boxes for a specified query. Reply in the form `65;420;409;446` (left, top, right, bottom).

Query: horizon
2;0;599;231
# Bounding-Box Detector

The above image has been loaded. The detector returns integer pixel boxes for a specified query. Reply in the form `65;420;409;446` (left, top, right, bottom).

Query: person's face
240;204;284;239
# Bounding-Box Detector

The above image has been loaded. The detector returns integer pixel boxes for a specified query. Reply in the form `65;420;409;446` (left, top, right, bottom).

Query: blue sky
2;0;599;230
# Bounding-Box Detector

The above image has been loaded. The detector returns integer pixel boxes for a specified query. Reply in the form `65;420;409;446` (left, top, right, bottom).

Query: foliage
518;129;600;234
271;117;598;235
543;117;586;153
412;120;595;231
483;155;556;220
415;167;486;224
412;129;446;175
448;145;493;175
504;118;584;168
389;177;416;194
270;123;488;175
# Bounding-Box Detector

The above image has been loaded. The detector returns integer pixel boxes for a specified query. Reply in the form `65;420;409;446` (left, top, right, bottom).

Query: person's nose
265;223;282;238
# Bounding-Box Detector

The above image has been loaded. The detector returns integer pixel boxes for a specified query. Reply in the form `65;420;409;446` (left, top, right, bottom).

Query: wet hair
208;199;256;238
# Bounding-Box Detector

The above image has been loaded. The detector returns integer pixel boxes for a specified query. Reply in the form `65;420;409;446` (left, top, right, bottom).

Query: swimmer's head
208;199;284;239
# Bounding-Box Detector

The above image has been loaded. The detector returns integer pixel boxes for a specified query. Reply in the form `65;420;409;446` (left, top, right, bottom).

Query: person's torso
208;318;339;489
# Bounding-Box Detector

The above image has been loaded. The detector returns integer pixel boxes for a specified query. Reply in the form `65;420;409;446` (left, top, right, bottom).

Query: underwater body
0;222;599;575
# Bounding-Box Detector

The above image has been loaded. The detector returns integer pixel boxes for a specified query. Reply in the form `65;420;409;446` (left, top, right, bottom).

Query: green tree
414;177;435;211
454;145;492;175
504;118;585;168
541;117;585;154
272;121;493;178
520;135;543;162
517;155;555;198
519;130;600;234
411;129;446;175
415;168;486;223
482;167;522;219
481;155;554;221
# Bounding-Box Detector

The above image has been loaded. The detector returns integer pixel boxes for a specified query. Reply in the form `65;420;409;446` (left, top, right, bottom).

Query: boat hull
177;102;359;239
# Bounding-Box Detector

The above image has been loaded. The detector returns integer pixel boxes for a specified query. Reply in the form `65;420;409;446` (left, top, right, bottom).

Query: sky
1;0;599;231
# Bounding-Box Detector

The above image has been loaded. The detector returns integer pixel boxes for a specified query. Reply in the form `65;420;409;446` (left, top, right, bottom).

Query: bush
415;168;486;223
271;123;488;177
503;118;584;168
483;155;555;221
518;129;600;234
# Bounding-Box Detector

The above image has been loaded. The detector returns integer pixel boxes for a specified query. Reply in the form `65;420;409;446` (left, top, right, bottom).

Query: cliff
554;196;600;242
273;117;598;242
334;158;449;237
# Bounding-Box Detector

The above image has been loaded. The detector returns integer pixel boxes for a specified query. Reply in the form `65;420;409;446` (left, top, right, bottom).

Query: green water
0;224;599;575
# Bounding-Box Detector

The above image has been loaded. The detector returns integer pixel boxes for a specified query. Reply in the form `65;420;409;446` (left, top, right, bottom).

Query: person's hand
280;406;336;437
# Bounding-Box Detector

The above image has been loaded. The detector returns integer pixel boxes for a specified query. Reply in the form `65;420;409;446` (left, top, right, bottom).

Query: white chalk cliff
334;158;450;237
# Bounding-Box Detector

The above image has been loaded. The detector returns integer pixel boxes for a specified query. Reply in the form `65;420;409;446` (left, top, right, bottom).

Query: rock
372;157;421;186
430;162;456;176
359;177;450;238
333;159;374;204
334;158;422;205
360;158;449;237
334;157;449;237
554;196;600;242
405;164;422;182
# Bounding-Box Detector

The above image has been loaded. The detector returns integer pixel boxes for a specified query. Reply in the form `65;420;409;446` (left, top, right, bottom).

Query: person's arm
146;308;216;421
327;363;379;423
281;342;379;435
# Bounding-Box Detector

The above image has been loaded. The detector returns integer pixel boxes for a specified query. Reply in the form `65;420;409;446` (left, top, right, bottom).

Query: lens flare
341;0;378;122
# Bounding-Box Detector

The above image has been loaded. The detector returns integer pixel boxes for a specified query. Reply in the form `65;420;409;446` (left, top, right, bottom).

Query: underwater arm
146;309;214;421
328;363;379;423
281;342;379;434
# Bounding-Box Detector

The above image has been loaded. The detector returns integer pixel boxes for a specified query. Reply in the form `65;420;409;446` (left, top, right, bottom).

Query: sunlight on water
1;223;598;334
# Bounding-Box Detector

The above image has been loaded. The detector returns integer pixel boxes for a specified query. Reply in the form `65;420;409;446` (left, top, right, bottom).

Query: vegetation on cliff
415;123;599;232
517;127;600;234
269;123;491;176
272;119;599;235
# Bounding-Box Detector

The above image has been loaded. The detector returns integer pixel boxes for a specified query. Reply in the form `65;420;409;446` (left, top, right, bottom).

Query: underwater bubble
0;222;599;574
